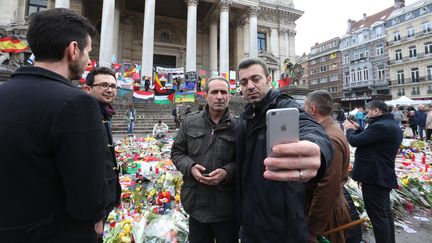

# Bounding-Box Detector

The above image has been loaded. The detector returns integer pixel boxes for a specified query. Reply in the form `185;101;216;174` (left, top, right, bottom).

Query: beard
68;59;85;81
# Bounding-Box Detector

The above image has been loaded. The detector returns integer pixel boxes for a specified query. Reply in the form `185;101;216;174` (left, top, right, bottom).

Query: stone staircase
111;95;247;136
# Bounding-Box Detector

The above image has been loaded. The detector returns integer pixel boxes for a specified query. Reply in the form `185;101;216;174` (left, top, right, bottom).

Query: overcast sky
294;0;416;56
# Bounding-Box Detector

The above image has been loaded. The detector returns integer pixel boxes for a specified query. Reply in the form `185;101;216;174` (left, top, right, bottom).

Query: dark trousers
362;183;395;243
426;129;432;140
189;217;238;243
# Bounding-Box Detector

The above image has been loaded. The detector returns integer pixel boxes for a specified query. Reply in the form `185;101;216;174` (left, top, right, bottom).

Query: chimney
347;19;354;33
395;0;405;8
363;13;367;22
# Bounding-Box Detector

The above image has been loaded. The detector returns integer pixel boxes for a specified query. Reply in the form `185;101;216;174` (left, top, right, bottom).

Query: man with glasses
344;100;402;243
85;67;121;240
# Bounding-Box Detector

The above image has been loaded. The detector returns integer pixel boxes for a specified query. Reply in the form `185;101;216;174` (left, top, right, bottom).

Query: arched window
160;32;170;42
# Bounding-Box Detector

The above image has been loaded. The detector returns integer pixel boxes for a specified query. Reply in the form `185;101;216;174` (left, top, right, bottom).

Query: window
344;71;350;85
376;44;384;56
394;32;401;42
357;68;362;81
363;68;369;81
411;67;419;82
321;56;327;62
257;32;266;52
398;88;405;96
423;22;431;33
397;70;404;84
407;27;415;38
395;49;402;61
343;55;350;64
377;66;385;80
310;79;318;85
375;26;383;37
28;0;47;15
425;42;432;55
319;77;327;83
351;70;356;82
330;74;338;82
427;86;432;94
311;59;317;65
428;65;432;80
411;86;420;95
320;66;327;72
409;46;417;58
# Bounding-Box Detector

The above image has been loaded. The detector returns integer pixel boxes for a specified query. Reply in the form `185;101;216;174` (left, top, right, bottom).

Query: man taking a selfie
236;58;332;242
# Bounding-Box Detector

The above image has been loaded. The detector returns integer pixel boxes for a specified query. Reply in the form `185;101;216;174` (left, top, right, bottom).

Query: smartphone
266;108;299;157
202;173;210;177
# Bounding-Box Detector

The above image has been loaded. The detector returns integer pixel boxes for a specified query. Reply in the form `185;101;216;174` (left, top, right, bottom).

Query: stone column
98;0;115;68
248;6;259;58
209;15;218;73
55;0;70;8
279;28;288;70
141;0;156;79
243;22;250;56
270;28;279;56
185;0;199;73
219;0;232;74
287;29;296;59
112;4;120;59
235;19;245;65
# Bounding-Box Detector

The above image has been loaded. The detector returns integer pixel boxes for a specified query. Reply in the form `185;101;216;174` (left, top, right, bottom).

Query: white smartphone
266;108;299;157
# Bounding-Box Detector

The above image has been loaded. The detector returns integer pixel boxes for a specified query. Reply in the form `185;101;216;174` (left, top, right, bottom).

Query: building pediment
258;51;279;68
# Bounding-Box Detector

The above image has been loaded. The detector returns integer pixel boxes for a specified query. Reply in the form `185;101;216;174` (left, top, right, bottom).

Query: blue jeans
127;120;134;134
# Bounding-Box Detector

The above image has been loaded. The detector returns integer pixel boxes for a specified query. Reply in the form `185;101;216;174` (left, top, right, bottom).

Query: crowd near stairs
111;95;247;137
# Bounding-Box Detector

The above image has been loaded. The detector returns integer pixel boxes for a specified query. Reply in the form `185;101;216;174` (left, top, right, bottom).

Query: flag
133;90;154;100
124;67;136;77
0;36;29;53
175;92;195;103
86;59;97;71
196;91;206;97
153;72;175;95
112;63;122;71
154;94;173;105
111;54;117;64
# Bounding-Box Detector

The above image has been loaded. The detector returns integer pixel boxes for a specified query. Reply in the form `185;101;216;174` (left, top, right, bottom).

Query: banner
156;67;184;74
154;93;174;105
175;92;195;103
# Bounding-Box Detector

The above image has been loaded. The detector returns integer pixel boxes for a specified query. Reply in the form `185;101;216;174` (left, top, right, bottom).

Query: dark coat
0;67;107;243
346;113;403;189
99;103;121;216
236;90;333;242
171;107;237;222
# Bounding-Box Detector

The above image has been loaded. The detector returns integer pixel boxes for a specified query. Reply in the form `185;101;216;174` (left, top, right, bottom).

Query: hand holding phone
266;108;299;157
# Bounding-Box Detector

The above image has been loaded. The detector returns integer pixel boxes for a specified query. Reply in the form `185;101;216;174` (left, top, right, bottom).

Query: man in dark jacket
85;67;122;236
236;58;333;242
171;77;237;243
344;100;403;243
0;8;107;243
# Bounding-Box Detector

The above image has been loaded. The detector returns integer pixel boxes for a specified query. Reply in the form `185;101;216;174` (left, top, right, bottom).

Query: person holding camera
236;58;332;242
171;77;238;243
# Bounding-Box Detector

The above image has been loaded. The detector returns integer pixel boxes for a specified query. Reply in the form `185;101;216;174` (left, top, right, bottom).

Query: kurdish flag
0;37;29;53
175;92;195;103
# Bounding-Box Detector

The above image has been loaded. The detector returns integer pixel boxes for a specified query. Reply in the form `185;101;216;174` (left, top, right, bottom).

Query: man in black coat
0;8;107;243
236;58;333;242
344;100;403;243
85;67;122;236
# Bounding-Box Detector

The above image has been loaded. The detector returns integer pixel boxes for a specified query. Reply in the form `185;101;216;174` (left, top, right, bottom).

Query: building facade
0;0;304;82
307;38;343;102
386;0;432;100
340;3;402;109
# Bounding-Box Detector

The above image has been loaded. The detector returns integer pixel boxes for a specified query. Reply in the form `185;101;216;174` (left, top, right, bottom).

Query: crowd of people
0;8;408;243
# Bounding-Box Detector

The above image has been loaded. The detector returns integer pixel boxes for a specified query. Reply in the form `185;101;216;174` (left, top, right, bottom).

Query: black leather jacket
171;106;237;222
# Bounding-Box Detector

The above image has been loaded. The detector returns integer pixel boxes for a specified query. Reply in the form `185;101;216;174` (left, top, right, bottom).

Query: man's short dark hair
204;76;230;93
85;67;116;86
237;58;270;77
306;90;334;116
27;8;96;62
366;100;389;113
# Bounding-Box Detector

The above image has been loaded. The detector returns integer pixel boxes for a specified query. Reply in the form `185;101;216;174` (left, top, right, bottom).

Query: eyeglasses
92;82;117;90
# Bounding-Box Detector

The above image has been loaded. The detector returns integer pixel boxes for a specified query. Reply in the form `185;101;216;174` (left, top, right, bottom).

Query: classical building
307;38;343;103
0;0;304;82
386;0;432;100
339;1;404;109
